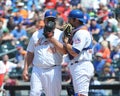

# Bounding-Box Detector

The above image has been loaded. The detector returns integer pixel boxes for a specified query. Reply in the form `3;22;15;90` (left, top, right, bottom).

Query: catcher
63;9;94;96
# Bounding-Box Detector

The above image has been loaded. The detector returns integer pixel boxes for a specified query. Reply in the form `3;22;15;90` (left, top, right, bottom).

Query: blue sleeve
22;30;27;36
72;47;80;54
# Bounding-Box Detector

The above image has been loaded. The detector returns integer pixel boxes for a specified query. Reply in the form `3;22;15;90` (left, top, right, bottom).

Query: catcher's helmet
44;10;57;18
68;9;85;23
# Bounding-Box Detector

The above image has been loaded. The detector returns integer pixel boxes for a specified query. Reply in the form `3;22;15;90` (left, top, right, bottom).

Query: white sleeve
27;36;35;53
0;62;6;74
72;30;86;51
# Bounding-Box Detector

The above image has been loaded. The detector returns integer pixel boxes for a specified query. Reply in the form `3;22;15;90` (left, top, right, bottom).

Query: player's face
44;17;56;25
68;18;74;27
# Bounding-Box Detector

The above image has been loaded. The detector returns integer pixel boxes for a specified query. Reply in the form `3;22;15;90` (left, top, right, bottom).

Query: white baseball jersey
0;61;6;74
27;28;64;68
0;61;17;74
68;28;94;96
69;29;93;62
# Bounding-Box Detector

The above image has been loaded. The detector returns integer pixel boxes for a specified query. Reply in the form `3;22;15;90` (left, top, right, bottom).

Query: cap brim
78;18;85;24
45;16;56;18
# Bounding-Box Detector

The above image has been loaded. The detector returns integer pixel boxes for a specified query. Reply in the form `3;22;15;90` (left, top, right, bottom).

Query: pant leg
42;66;62;96
69;61;94;96
30;69;43;96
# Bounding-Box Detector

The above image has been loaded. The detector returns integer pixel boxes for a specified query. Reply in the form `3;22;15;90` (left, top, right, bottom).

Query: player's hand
43;31;54;38
22;69;29;82
63;36;69;44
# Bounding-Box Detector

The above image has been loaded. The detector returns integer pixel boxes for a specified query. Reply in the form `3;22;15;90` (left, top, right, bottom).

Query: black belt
70;60;90;65
52;65;57;67
71;61;79;65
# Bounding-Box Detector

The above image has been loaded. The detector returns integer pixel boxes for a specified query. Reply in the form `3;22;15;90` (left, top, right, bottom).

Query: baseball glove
63;23;73;37
43;21;55;38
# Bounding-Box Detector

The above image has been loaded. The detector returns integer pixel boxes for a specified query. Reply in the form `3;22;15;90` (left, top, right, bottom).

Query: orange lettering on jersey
35;38;43;46
35;39;41;46
42;40;49;45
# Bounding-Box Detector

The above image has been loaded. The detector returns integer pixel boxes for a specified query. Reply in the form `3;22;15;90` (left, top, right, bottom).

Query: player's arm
22;35;34;81
22;51;34;81
92;28;100;34
63;30;87;58
63;37;78;57
24;51;34;70
48;37;67;54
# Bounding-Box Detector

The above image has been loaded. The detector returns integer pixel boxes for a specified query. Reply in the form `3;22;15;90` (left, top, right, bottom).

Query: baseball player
63;9;94;96
22;9;66;96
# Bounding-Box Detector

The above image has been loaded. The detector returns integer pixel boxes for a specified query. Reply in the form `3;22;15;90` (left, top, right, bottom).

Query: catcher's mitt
43;21;55;38
63;23;73;37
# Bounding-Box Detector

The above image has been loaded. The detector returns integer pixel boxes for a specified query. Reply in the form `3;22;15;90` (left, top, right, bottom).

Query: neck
3;61;7;64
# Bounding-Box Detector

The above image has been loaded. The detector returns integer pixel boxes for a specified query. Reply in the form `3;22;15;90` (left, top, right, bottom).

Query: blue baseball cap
68;9;85;24
44;10;57;19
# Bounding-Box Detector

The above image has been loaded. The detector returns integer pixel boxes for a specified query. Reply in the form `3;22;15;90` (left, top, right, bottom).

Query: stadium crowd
0;0;120;96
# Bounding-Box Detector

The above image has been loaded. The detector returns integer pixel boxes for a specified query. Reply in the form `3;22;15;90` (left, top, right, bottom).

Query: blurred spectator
5;7;13;19
5;0;12;11
89;18;103;42
35;19;45;30
99;62;115;83
108;0;119;9
7;15;16;31
16;2;28;19
99;40;111;60
70;0;80;7
26;0;41;11
93;52;106;76
99;31;119;48
110;44;120;60
45;0;56;9
114;2;120;22
63;3;71;22
107;12;118;26
96;4;109;23
0;59;6;88
0;20;4;39
56;0;65;15
88;8;96;18
104;19;118;35
13;11;24;25
0;54;21;74
92;38;102;55
15;44;27;64
11;23;28;42
56;12;65;30
1;28;14;44
31;10;44;24
0;54;21;87
0;11;7;29
27;4;36;20
98;62;115;96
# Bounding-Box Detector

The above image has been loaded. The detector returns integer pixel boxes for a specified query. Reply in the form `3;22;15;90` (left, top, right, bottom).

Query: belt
45;65;57;68
34;64;57;69
52;65;57;67
70;60;90;66
71;61;79;65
